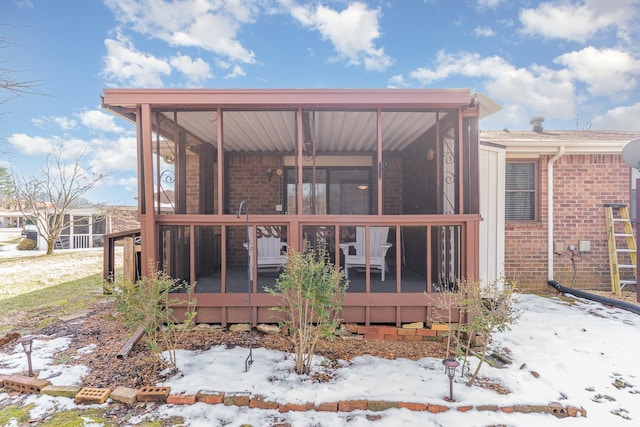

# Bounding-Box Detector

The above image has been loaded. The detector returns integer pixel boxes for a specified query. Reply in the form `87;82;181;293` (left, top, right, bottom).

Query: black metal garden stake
237;200;254;371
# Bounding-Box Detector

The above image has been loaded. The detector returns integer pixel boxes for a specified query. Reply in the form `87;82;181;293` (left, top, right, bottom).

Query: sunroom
101;89;500;326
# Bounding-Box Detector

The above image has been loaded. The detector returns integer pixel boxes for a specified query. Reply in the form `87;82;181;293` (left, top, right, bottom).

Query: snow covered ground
1;291;639;426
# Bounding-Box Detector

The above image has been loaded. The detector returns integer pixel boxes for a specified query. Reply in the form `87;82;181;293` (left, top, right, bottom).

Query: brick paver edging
343;323;447;341
1;373;587;419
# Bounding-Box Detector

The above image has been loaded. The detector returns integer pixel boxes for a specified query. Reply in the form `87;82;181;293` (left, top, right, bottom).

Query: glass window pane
506;162;536;220
506;193;535;220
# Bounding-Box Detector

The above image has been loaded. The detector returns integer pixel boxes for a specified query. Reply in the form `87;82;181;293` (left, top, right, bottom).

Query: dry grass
0;249;121;335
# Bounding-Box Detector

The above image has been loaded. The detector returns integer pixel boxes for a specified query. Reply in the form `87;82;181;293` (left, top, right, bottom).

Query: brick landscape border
0;373;587;419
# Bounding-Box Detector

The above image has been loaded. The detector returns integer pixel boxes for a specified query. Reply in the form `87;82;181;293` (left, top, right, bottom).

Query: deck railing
147;214;480;326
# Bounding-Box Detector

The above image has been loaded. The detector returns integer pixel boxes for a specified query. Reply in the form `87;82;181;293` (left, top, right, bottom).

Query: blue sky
2;0;640;205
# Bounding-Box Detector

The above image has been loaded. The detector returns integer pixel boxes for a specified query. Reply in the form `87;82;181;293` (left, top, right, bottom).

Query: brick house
480;127;640;292
101;88;502;326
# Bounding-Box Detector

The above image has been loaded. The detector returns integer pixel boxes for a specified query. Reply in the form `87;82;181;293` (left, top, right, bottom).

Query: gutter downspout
548;146;566;281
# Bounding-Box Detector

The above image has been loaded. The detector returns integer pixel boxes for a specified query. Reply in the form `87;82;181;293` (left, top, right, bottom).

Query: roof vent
529;116;545;133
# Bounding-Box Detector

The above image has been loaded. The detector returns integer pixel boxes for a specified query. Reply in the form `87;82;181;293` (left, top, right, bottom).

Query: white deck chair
243;226;288;277
339;226;392;281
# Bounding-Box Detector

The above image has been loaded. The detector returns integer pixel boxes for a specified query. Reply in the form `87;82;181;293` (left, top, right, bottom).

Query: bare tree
13;143;105;254
0;166;14;207
0;30;45;107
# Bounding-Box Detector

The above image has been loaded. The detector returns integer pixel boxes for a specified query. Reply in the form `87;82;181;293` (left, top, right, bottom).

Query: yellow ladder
604;203;637;296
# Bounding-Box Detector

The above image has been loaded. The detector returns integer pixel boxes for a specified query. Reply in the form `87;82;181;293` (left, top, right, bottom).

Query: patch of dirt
2;299;448;390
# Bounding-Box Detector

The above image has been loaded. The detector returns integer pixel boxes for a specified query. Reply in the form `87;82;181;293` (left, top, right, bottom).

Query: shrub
433;276;520;386
17;238;36;251
266;246;348;375
115;263;197;366
464;277;519;386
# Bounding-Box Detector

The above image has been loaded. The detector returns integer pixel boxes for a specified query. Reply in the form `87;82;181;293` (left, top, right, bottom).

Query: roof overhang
103;88;477;109
102;88;502;153
480;130;640;158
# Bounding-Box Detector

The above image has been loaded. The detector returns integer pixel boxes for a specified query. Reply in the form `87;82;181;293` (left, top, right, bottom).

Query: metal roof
103;88;501;153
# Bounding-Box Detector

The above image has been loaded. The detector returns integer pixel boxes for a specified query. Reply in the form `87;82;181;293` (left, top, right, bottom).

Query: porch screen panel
441;126;459;215
194;225;221;293
223;110;296;215
72;216;90;249
397;226;428;293
462;116;479;214
339;224;395;293
228;224;287;293
57;214;71;249
93;215;106;248
296;110;377;215
381;111;436;215
151;111;176;214
287;168;370;215
430;225;462;292
159;225;191;291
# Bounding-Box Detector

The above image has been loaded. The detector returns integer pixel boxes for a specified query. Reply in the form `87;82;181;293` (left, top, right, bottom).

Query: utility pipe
548;146;566;281
549;280;640;315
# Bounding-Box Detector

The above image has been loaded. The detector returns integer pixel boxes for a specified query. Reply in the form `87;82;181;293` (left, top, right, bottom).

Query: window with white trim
505;160;538;221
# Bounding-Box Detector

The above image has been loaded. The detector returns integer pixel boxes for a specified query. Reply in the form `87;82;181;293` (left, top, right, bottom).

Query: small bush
267;246;348;375
433;276;520;386
17;238;36;251
115;262;197;367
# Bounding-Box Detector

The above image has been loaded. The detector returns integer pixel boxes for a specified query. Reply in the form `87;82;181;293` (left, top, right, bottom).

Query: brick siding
505;154;631;291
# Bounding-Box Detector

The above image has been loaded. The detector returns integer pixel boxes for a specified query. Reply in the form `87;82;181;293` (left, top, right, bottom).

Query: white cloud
555;46;640;98
519;0;638;42
592;102;640;130
53;117;77;130
7;134;54;155
409;50;576;124
476;0;503;8
31;116;77;130
102;33;172;87
170;54;213;85
473;26;495;37
88;136;137;175
117;176;138;193
289;1;393;71
8;132;136;178
387;74;409;88
104;0;257;64
78;110;126;133
224;64;246;79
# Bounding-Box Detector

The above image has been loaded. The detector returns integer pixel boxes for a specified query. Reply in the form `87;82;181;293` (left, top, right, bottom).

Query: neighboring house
101;88;502;326
1;204;138;250
480;126;640;292
0;207;25;229
54;206;139;249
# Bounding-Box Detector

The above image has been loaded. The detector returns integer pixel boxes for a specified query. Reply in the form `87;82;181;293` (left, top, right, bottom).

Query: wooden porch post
296;108;303;215
140;103;157;276
377;107;383;215
216;108;227;292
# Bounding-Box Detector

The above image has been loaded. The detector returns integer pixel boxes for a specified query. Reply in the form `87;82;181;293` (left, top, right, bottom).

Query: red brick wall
227;153;284;215
505;154;631;291
225;153;285;265
109;208;140;233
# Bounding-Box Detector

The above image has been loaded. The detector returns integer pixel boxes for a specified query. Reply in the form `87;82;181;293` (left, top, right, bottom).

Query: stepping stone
137;386;171;402
75;387;111;404
3;375;51;393
111;386;139;404
41;385;81;398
